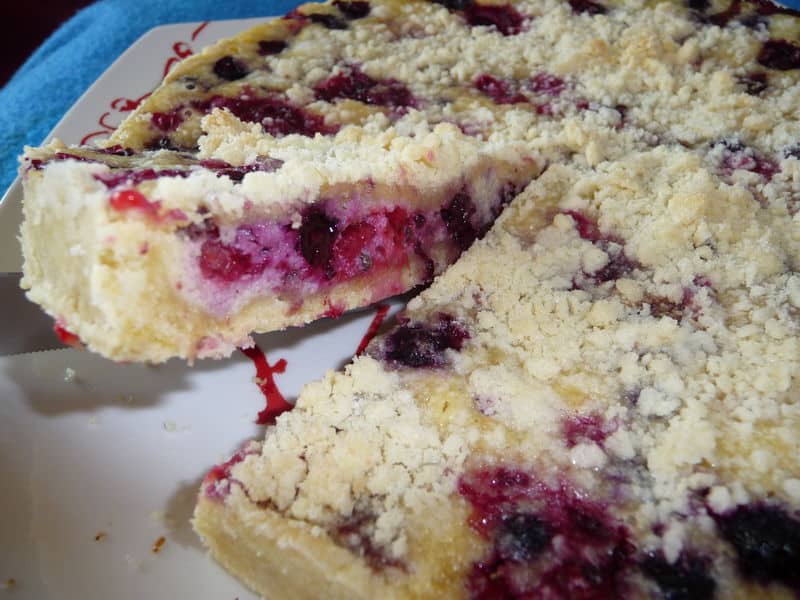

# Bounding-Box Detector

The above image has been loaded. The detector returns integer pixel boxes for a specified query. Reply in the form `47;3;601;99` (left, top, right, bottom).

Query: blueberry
441;190;478;251
463;3;525;35
213;56;250;81
640;552;716;600
568;0;608;15
298;208;339;273
381;316;469;368
716;504;800;588
496;513;552;562
333;0;371;19
309;13;349;29
257;40;288;56
757;39;800;71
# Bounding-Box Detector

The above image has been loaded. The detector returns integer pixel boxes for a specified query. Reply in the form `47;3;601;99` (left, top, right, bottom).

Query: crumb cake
195;146;800;599
21;0;800;362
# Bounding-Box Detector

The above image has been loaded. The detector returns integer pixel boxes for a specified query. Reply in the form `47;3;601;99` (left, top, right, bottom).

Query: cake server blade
0;178;23;274
0;273;63;355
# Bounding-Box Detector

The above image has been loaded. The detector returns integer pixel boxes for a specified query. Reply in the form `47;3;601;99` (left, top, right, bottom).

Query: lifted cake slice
194;147;800;599
21;113;535;362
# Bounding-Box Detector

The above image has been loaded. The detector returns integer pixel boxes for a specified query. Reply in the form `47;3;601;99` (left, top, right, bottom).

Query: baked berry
527;73;567;96
257;40;288;55
213;56;250;81
716;503;800;589
199;239;253;281
496;513;552;562
441;190;478;251
151;110;184;132
315;64;415;108
309;13;349;29
474;74;527;104
298;208;339;273
195;93;336;137
463;3;525;35
568;0;608;15
334;0;371;19
757;39;800;70
640;552;716;600
380;315;469;368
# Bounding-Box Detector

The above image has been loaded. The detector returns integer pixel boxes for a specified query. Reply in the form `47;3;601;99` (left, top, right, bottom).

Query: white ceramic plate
0;20;405;600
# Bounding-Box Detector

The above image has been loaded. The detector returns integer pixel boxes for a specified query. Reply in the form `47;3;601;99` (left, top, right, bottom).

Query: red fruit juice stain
356;304;390;355
53;321;81;348
109;189;160;217
239;344;292;423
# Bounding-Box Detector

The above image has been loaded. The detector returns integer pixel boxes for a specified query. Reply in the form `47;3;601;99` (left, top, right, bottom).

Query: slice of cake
21;0;799;363
194;145;800;599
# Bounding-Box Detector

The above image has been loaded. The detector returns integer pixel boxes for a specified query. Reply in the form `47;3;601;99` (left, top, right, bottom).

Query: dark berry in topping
257;40;287;55
757;39;800;70
195;93;337;137
687;0;710;11
496;513;552;562
527;72;567;96
298;208;339;273
640;552;716;600
429;0;471;9
474;74;527;104
381;315;469;368
713;139;780;180
213;55;250;81
784;144;800;159
309;12;349;29
562;210;604;242
716;503;800;588
563;413;611;447
314;64;416;109
199;239;253;281
645;291;693;320
592;249;638;283
151;110;184;132
568;0;608;15
441;190;478;251
738;72;768;95
463;3;525;35
334;0;371;19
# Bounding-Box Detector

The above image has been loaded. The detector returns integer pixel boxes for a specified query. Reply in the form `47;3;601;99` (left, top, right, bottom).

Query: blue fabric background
2;0;800;193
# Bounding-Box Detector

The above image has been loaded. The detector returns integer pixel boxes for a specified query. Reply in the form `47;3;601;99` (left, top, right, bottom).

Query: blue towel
2;0;799;194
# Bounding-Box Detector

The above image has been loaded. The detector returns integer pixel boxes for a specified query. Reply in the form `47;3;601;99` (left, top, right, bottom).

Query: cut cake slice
194;146;800;599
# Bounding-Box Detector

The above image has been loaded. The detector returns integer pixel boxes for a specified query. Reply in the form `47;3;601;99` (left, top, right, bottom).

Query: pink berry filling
183;182;520;316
